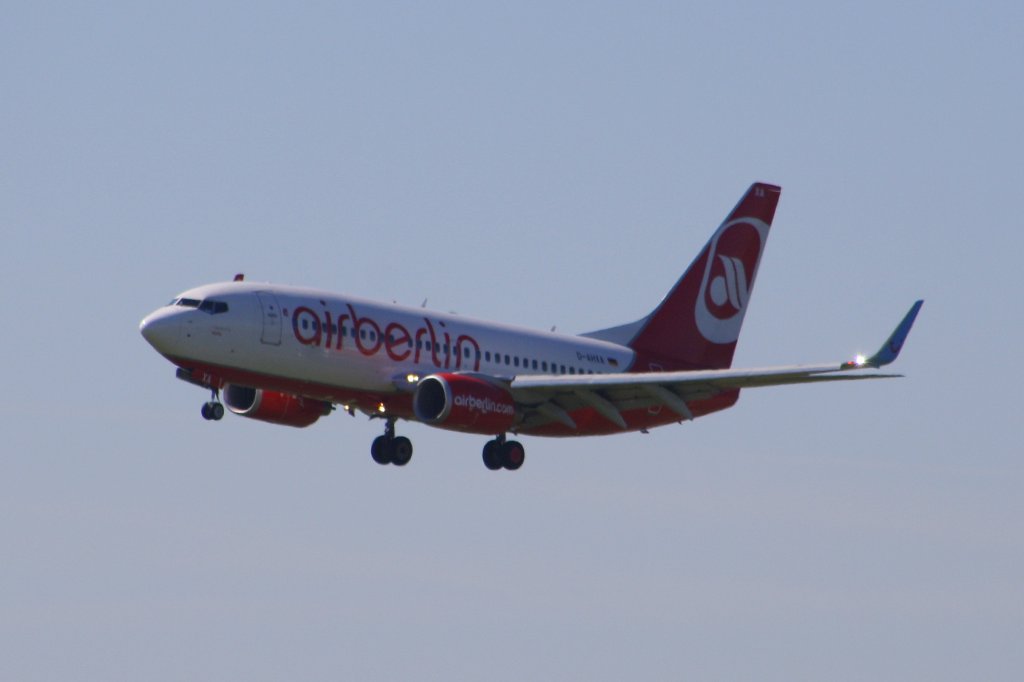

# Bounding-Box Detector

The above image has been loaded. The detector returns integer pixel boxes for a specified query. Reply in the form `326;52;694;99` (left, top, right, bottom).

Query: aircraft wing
509;300;923;430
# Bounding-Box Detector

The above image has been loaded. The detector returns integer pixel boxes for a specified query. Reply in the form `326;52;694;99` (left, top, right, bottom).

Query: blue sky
2;2;1022;679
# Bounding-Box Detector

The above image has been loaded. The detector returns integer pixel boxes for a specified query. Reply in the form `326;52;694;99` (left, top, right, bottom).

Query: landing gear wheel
201;388;224;422
371;435;392;465
371;418;413;467
482;440;503;470
201;401;224;421
501;440;525;471
391;437;413;466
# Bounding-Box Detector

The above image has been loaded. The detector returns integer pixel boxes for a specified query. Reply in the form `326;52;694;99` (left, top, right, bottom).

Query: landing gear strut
482;435;525;471
201;389;224;421
371;418;413;467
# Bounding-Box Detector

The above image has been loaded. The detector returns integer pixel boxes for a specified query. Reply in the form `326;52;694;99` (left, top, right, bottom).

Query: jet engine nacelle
223;384;331;428
413;373;516;434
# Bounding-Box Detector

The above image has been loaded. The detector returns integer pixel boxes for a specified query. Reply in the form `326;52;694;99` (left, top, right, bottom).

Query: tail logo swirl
695;218;769;344
709;255;749;311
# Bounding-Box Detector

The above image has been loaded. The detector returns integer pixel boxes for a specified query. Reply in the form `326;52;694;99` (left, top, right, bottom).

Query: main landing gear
482;435;525;471
366;424;524;472
371;418;413;467
200;389;224;421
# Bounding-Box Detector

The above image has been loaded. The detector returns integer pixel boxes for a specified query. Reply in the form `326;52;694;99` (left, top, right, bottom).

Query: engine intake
223;384;331;428
413;373;516;434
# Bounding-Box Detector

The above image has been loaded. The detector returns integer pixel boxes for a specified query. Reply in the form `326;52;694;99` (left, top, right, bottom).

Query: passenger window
542;361;548;372
569;367;576;374
532;359;538;370
485;351;491;362
514;357;520;367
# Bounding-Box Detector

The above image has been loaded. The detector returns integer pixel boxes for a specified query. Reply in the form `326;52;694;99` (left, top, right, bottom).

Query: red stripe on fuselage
166;355;738;437
168;355;415;417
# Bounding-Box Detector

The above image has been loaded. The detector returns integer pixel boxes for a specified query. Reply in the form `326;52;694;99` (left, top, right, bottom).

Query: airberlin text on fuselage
291;303;481;371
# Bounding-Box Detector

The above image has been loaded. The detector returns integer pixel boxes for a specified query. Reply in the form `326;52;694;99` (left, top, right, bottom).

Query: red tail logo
618;183;781;369
694;217;769;344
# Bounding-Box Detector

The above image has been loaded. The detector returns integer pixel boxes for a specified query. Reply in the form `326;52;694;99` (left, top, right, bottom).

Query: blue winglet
865;300;924;368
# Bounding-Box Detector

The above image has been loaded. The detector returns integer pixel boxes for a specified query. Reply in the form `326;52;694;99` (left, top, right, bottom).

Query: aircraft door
255;292;283;345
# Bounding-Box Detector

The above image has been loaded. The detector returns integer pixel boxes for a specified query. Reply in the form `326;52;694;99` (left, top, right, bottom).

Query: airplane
139;182;922;471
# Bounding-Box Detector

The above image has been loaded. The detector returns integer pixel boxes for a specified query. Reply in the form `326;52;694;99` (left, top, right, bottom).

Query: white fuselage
141;281;636;403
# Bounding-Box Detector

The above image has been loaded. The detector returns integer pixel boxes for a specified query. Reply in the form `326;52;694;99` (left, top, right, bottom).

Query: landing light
855;354;867;366
406;373;420;384
377;403;387;414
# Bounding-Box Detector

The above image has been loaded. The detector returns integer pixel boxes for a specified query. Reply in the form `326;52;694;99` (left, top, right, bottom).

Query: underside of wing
509;300;923;434
510;364;900;431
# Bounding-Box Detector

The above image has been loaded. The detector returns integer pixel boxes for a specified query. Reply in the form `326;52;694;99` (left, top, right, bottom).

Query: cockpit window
198;299;229;314
169;297;227;314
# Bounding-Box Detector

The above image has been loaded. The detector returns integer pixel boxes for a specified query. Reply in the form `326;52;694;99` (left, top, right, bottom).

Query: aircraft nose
139;308;181;351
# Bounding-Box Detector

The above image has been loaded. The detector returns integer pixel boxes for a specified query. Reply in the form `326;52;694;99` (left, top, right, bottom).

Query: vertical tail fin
583;182;781;370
